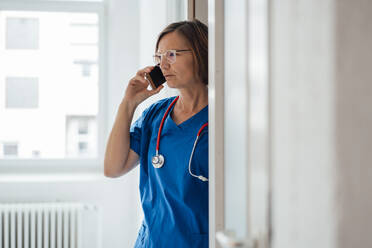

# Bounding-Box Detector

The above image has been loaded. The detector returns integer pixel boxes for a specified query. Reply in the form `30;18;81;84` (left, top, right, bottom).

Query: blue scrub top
130;96;209;248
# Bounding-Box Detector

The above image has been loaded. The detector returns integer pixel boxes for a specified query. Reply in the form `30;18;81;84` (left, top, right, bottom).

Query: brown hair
155;19;208;85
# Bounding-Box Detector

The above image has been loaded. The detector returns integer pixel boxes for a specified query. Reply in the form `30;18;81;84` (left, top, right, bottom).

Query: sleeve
129;107;150;156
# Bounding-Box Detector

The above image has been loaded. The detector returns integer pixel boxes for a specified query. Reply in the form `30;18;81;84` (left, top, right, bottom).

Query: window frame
0;0;107;172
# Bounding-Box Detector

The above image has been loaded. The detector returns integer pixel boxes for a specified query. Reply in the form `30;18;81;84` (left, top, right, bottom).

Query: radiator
0;203;100;248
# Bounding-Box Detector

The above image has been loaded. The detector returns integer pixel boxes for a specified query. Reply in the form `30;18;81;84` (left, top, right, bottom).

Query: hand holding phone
145;65;166;90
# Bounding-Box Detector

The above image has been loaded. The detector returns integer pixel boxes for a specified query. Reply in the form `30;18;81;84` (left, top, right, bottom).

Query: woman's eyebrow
156;48;189;53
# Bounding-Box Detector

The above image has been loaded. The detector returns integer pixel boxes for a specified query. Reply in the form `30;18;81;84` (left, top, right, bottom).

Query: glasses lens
153;54;161;64
166;50;176;64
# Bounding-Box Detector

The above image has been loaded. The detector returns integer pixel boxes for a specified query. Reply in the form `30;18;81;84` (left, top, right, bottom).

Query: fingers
129;74;148;88
147;85;164;96
136;66;154;77
131;66;155;88
127;66;163;100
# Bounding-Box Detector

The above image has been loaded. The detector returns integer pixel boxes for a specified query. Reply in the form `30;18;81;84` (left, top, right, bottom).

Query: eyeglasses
153;49;191;65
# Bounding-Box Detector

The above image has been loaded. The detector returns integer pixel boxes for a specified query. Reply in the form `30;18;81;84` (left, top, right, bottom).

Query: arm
104;66;163;178
104;100;139;177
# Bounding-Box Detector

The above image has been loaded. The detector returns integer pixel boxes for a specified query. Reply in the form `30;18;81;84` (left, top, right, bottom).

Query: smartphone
145;65;166;89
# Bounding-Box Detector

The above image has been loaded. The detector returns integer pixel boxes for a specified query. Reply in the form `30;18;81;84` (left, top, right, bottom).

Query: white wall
105;0;142;246
271;0;372;247
0;177;141;248
271;1;336;247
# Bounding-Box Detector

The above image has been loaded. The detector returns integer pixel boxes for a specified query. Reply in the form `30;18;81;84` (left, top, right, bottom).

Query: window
0;1;104;163
78;119;89;135
74;59;97;77
65;115;96;158
6;17;39;50
6;77;39;108
78;142;88;154
2;142;19;157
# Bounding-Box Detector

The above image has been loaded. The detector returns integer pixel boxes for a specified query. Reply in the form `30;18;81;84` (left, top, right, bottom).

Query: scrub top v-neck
130;96;209;248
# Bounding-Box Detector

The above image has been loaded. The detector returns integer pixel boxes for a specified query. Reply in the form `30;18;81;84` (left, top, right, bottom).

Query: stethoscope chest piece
152;154;165;168
149;96;208;181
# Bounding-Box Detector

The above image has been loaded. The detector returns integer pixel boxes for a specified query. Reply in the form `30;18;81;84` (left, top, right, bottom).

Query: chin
166;80;178;88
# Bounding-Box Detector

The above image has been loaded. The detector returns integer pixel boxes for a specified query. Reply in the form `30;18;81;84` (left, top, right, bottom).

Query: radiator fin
0;203;98;248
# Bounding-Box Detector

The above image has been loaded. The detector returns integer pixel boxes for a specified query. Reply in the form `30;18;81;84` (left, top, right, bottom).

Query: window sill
0;158;108;182
0;172;107;183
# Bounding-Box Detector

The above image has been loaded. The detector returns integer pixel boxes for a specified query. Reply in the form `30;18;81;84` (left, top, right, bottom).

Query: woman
104;19;208;247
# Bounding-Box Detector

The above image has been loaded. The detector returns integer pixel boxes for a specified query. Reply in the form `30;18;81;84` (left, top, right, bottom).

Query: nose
159;55;170;70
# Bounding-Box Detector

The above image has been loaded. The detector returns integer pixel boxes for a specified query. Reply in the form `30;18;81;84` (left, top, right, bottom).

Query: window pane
6;77;39;108
66;116;96;157
0;11;99;159
6;17;39;49
2;142;18;157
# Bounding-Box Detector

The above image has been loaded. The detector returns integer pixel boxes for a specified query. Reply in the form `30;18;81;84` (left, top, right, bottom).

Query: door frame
208;0;225;247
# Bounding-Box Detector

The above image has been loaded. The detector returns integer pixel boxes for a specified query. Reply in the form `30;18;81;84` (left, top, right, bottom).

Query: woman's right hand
123;66;164;107
105;66;164;178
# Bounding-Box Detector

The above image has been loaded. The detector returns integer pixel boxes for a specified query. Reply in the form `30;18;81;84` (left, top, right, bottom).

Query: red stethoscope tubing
197;123;209;137
155;96;208;154
153;96;208;181
156;96;179;153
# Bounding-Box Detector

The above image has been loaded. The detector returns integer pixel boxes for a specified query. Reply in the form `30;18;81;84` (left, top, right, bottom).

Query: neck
176;84;208;113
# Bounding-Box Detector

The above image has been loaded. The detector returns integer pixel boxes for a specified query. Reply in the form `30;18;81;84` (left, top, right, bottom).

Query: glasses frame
153;49;191;65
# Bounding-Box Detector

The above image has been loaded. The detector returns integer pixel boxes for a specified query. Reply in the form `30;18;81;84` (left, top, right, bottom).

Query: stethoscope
151;96;209;182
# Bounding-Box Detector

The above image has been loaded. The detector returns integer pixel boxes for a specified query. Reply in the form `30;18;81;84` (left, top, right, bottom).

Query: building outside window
6;17;39;50
0;1;104;161
2;142;18;157
6;77;39;108
66;115;97;157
